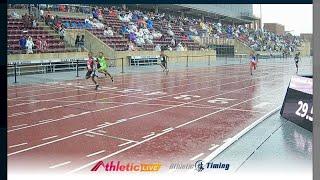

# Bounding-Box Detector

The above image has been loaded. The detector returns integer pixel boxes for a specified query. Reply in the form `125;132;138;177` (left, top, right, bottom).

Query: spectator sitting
120;25;129;35
155;44;161;51
168;46;173;51
10;11;21;19
75;35;80;50
129;32;137;42
152;30;162;39
136;37;145;46
104;27;114;36
59;25;66;40
128;42;137;51
79;35;85;51
146;19;153;29
176;42;184;51
170;38;176;47
26;36;34;54
182;34;188;41
85;16;90;24
167;28;174;36
19;35;27;52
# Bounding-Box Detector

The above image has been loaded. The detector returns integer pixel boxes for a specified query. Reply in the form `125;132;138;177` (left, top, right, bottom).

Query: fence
7;53;302;84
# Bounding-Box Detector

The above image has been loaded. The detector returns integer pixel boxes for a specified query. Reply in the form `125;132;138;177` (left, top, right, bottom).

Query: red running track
8;62;296;175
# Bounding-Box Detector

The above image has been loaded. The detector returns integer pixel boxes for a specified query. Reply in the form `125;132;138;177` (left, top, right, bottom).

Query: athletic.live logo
91;161;161;172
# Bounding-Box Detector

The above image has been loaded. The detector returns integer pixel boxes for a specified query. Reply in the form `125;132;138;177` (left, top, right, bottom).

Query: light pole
260;4;262;29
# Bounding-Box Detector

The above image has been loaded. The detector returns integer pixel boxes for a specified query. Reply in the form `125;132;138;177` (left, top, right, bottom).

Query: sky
252;4;312;35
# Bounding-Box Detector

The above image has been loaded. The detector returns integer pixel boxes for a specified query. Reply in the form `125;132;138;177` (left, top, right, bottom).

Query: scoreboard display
280;75;313;131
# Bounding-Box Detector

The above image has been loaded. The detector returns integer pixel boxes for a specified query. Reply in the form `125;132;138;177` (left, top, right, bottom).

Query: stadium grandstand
7;4;309;60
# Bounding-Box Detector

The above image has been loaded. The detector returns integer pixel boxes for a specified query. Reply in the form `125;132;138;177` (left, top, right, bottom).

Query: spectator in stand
155;44;161;51
176;42;185;51
182;34;188;41
129;32;137;43
128;41;137;51
79;35;85;52
92;8;98;19
19;35;27;53
146;19;153;29
170;38;176;47
152;30;162;39
167;28;174;37
120;24;129;35
104;27;114;37
32;19;37;28
85;16;90;24
75;35;80;51
168;46;173;51
22;13;29;29
59;25;66;40
109;8;117;17
26;36;34;54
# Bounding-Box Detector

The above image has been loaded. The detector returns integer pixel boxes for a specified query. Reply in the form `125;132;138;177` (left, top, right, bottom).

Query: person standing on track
85;52;99;90
96;52;114;82
249;51;258;75
159;48;169;72
294;52;301;73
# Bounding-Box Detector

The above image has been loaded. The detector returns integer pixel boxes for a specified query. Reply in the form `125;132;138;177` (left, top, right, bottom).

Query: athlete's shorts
161;60;167;67
85;70;96;79
250;61;257;70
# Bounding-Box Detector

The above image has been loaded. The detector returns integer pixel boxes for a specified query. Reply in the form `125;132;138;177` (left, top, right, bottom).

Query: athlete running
294;52;301;73
96;52;114;82
159;49;169;72
249;51;257;75
85;52;99;90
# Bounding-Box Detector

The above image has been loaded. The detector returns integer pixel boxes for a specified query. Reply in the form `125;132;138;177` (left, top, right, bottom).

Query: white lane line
84;134;95;137
142;132;155;139
118;141;135;147
63;114;76;118
8;75;287;156
208;144;220;151
8;76;283;156
190;153;205;161
88;131;137;143
33;108;48;112
38;119;54;123
97;130;106;133
9;142;28;148
202;106;281;164
162;127;174;132
8;68;287;130
71;128;87;134
42;135;58;141
117;119;127;123
66;128;172;174
223;138;232;143
49;161;71;169
86;150;106;158
11;124;28;128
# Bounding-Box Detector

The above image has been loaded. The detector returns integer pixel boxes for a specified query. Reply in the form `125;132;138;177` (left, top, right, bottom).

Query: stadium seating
7;17;66;54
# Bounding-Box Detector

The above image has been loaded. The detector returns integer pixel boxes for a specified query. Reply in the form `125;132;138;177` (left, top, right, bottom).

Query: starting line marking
49;161;71;169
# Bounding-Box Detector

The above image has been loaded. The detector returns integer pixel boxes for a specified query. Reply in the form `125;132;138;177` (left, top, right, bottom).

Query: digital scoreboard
280;75;313;131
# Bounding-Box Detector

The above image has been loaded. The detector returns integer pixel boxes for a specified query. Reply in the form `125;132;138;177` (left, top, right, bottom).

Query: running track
7;62;307;175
